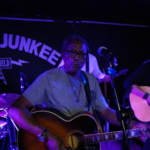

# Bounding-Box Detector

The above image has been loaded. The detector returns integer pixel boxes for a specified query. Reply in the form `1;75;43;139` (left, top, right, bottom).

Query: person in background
124;59;150;150
124;60;150;104
58;53;111;83
8;35;150;150
58;50;128;85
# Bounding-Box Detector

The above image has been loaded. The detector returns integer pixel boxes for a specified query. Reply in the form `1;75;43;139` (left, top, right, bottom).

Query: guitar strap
81;71;91;111
86;54;89;72
81;71;103;133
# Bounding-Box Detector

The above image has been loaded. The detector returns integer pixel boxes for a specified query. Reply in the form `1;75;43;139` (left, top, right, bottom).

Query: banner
0;19;149;94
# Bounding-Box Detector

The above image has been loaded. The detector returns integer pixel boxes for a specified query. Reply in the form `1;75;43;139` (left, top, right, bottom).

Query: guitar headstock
116;69;128;77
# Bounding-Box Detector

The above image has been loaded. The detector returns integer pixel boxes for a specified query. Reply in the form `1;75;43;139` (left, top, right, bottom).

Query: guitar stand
4;109;18;150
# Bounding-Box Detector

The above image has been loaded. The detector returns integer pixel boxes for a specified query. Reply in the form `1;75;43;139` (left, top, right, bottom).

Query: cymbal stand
4;109;18;150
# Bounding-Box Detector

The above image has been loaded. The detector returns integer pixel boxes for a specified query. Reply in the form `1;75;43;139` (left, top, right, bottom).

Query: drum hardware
0;109;19;150
0;93;20;150
3;109;19;150
3;109;18;132
0;123;8;140
0;93;20;109
0;109;7;118
0;120;7;128
20;72;29;93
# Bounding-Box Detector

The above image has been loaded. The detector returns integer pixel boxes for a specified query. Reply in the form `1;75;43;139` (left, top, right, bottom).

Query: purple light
0;17;149;28
80;21;149;28
0;17;54;22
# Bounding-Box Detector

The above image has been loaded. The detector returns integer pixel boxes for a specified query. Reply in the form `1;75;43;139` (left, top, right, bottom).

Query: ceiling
0;0;150;26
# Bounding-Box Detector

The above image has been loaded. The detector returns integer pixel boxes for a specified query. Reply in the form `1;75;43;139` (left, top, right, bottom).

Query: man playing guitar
124;60;150;150
8;35;150;150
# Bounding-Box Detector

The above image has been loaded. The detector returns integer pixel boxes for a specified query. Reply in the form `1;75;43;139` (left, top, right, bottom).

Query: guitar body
17;109;143;150
17;109;99;150
130;86;150;122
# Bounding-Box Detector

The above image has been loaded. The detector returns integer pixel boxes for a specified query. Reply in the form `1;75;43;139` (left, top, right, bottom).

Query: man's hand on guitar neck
129;85;150;142
129;121;150;142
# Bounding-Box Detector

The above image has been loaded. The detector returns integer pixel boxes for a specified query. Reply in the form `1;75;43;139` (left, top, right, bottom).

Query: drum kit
0;93;20;150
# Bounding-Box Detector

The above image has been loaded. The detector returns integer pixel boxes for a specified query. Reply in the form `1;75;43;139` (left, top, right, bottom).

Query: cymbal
0;93;20;108
0;120;7;127
0;110;7;117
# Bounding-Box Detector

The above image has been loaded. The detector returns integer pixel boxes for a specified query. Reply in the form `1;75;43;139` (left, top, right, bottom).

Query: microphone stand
106;59;131;150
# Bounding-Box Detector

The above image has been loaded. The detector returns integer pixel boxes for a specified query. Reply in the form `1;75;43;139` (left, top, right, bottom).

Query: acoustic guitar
17;109;144;150
129;86;150;122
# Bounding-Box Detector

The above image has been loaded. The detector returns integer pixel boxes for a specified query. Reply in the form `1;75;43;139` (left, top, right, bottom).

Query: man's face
62;39;88;74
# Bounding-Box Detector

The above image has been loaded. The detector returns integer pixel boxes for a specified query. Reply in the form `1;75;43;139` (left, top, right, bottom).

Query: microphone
20;72;24;92
97;46;118;66
97;46;113;58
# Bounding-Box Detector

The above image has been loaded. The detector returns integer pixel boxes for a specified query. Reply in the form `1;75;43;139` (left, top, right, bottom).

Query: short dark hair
62;34;90;53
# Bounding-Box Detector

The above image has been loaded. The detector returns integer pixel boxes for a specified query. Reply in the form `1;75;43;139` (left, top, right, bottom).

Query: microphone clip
107;68;116;75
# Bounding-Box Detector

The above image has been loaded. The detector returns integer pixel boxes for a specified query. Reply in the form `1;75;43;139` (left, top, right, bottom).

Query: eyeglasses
65;50;88;59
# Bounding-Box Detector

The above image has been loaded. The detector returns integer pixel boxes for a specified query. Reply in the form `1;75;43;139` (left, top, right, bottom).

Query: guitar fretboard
84;128;142;144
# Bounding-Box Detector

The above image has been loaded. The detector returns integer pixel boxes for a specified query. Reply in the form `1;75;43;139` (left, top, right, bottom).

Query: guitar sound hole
67;131;84;150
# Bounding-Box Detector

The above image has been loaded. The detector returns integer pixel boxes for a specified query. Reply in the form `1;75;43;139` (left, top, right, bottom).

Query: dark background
0;0;150;26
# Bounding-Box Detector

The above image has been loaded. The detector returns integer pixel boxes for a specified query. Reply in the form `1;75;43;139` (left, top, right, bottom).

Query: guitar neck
84;128;142;144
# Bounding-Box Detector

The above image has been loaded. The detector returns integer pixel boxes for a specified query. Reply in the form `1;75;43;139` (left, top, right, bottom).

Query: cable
0;137;5;150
